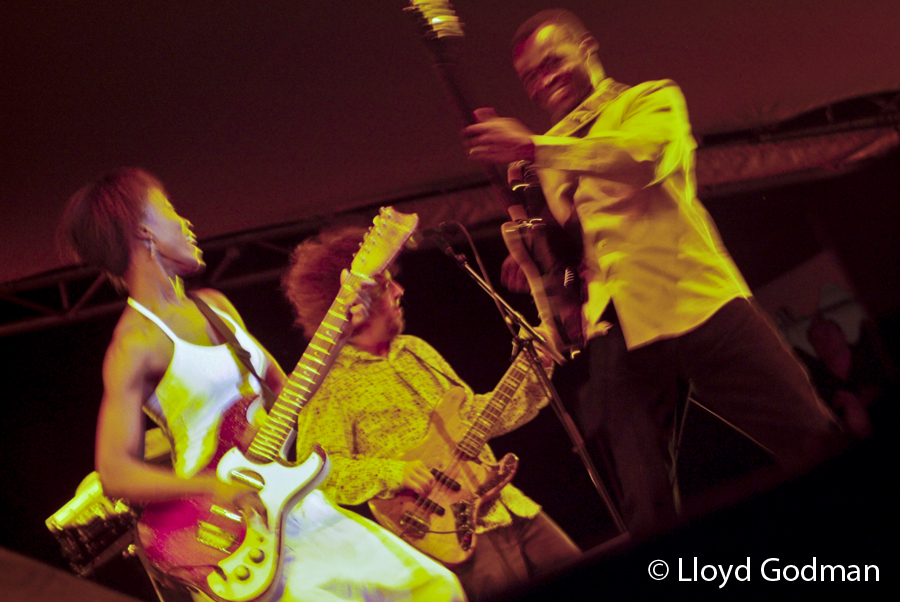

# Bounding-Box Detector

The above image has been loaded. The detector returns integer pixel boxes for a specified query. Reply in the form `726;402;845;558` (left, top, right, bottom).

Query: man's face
362;271;405;344
513;23;596;121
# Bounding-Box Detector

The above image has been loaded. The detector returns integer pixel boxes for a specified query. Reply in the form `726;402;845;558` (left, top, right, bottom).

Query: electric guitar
136;207;419;602
368;350;534;564
405;0;585;358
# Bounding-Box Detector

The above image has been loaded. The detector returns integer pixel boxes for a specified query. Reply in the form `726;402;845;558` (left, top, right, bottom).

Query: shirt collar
336;335;409;368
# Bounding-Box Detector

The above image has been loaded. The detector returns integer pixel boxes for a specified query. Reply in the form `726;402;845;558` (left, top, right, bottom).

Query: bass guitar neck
406;1;584;358
369;350;534;564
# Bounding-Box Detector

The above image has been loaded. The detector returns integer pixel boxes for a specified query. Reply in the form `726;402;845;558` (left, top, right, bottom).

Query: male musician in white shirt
463;9;842;536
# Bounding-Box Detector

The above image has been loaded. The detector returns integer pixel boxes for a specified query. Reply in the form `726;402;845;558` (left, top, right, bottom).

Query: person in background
803;314;894;439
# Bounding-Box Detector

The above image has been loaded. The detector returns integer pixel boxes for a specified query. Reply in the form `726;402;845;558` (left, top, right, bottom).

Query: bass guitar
368;350;533;565
405;0;584;358
136;207;419;602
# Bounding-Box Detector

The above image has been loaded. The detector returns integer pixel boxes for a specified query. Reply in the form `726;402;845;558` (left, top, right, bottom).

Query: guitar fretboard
245;278;361;463
456;351;533;458
231;206;417;464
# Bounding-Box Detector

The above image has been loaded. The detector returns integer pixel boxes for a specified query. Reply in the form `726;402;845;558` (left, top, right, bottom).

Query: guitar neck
245;276;361;462
242;206;419;461
407;2;523;219
456;352;533;458
436;62;524;217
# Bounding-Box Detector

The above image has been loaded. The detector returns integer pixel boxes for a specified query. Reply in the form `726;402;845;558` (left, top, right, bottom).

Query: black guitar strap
190;292;277;412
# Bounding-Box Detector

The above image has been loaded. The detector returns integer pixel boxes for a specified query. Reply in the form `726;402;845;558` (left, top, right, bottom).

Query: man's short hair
282;226;367;339
59;167;164;282
511;8;591;53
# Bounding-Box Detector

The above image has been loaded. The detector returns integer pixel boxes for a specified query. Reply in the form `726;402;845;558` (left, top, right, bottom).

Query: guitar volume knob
234;565;251;581
249;548;265;563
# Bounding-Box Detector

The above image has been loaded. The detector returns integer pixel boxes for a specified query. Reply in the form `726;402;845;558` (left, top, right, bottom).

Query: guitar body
369;388;518;565
136;397;329;602
502;220;584;357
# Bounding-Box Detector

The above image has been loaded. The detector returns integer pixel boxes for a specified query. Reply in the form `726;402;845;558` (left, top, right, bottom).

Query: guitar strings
404;352;531;534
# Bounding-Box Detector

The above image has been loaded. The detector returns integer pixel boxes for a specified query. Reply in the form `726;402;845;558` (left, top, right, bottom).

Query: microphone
406;222;461;257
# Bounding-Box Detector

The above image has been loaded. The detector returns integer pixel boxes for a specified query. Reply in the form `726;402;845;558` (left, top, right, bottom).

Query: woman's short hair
59;167;163;281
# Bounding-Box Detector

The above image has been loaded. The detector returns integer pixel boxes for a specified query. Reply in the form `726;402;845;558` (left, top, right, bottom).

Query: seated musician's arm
295;383;408;506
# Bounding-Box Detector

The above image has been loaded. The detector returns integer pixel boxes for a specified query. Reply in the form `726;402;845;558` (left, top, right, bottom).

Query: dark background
4;0;900;285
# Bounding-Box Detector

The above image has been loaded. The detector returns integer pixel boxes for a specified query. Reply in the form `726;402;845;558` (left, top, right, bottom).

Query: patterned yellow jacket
295;334;549;532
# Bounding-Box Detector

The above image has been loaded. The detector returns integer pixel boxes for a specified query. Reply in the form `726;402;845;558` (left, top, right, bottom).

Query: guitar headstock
406;0;464;65
350;207;419;279
406;1;464;41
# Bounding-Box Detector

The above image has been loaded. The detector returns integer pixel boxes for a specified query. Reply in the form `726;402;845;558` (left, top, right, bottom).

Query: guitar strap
545;79;630;139
189;292;277;412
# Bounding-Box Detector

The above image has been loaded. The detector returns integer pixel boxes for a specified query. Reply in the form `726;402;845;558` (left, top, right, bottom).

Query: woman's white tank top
128;297;269;478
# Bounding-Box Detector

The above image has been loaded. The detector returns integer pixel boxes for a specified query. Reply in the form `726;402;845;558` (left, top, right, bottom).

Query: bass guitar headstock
405;1;464;63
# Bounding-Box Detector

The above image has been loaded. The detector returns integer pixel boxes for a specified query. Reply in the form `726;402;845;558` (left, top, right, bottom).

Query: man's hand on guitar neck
401;460;436;497
463;108;536;165
342;268;378;331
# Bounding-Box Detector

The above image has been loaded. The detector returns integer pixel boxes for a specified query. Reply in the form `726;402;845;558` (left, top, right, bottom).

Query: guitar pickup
196;521;237;553
414;495;445;516
210;505;243;524
399;513;429;539
430;468;461;492
229;470;264;491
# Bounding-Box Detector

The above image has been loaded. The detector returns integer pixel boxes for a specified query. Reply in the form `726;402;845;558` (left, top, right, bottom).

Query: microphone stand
437;236;628;535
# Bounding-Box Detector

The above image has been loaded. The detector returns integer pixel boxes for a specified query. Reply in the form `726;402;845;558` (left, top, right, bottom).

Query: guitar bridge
450;502;475;551
398;512;429;539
